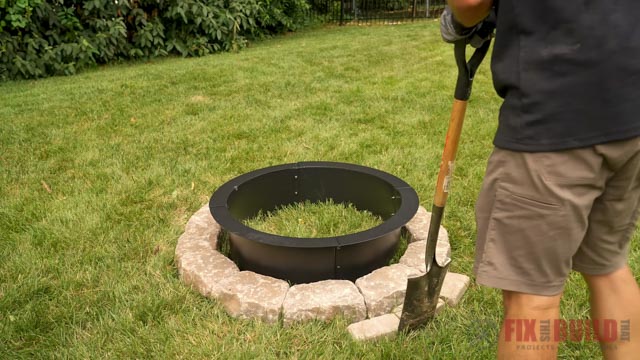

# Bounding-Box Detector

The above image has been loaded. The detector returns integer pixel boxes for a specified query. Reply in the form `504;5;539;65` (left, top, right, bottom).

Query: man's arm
447;0;493;27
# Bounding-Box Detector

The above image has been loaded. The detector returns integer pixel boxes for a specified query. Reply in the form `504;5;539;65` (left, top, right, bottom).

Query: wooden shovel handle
434;99;467;207
432;40;489;207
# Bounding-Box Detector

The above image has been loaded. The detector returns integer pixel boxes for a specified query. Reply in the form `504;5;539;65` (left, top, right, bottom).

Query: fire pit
209;161;419;284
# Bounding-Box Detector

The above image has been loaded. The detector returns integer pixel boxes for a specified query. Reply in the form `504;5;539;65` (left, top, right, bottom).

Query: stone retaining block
355;264;421;318
175;211;239;299
440;272;471;306
404;206;449;244
282;280;366;325
347;314;400;341
399;239;451;273
218;271;289;323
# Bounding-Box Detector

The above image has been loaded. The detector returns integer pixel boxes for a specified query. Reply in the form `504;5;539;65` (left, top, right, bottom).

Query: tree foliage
0;0;310;80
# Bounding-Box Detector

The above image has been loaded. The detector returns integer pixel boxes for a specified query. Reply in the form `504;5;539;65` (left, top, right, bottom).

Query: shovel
398;39;491;332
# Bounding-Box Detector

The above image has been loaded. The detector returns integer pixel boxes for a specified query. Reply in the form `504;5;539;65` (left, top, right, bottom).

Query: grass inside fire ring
240;199;408;264
243;199;383;238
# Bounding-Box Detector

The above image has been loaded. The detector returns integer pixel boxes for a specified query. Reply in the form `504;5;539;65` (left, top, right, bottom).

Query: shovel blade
398;262;450;332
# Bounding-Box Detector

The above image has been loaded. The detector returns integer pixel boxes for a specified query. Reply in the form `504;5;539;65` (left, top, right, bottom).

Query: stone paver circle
175;203;463;326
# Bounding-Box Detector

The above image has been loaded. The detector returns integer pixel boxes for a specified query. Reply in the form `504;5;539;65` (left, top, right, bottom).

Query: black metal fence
308;0;446;24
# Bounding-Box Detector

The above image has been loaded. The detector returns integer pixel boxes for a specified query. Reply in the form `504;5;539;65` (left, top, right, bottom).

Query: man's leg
582;265;640;359
473;148;594;358
498;291;561;359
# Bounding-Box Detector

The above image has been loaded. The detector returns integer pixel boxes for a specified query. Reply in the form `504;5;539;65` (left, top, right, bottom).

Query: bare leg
582;265;640;360
498;290;562;360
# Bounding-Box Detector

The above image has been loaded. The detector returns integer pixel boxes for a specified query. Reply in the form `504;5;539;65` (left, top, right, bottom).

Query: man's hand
440;6;496;48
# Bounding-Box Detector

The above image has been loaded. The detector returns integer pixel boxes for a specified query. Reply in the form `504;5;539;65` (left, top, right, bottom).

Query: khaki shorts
474;136;640;296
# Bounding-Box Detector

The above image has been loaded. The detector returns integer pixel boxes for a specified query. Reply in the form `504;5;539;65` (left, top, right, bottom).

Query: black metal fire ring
209;161;419;284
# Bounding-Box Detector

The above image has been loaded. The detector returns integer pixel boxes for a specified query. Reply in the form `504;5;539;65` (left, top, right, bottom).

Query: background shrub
0;0;311;80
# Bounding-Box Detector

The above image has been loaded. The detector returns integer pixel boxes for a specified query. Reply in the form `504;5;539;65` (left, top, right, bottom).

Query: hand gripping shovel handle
398;39;491;332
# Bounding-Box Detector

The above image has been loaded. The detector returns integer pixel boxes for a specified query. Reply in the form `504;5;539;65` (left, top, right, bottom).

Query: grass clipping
243;199;383;238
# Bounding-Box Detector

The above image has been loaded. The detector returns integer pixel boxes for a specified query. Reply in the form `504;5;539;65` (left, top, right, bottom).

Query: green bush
0;0;311;80
257;0;310;33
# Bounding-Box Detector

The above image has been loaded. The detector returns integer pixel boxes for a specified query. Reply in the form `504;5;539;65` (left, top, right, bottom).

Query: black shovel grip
454;39;491;101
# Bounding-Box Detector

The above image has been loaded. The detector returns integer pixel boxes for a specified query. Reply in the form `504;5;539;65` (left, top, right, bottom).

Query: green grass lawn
243;200;384;238
1;21;638;359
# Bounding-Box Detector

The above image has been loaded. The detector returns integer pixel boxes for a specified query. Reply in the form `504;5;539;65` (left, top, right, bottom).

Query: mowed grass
243;200;384;238
1;21;638;359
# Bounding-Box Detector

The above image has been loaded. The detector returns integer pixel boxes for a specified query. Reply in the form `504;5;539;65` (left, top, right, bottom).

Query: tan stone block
403;206;450;267
404;206;431;243
217;271;289;323
175;233;213;264
404;206;449;244
439;272;470;306
355;264;421;318
185;203;219;238
282;280;366;325
177;248;239;298
398;240;427;273
347;314;400;341
179;203;222;250
399;237;450;273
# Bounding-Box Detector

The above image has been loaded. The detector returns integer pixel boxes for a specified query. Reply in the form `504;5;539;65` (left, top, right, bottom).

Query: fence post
340;0;345;25
412;0;417;20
